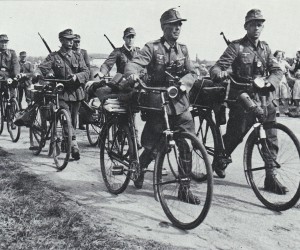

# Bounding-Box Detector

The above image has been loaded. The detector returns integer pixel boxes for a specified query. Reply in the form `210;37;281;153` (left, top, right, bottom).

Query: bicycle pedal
112;165;124;175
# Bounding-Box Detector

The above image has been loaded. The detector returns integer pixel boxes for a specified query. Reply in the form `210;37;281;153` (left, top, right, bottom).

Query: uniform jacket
0;49;20;78
37;48;89;101
73;48;90;69
100;45;140;75
124;37;197;115
210;35;283;104
19;60;34;87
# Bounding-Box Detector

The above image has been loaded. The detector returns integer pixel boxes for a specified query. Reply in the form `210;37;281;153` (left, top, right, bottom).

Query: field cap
123;27;136;37
59;29;76;39
160;8;187;25
74;34;81;41
0;34;9;42
19;51;27;56
245;9;265;24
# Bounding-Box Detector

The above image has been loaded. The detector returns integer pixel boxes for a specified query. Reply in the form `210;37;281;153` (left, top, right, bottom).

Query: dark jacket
124;37;197;115
0;49;20;78
100;45;140;75
19;60;34;86
37;48;90;101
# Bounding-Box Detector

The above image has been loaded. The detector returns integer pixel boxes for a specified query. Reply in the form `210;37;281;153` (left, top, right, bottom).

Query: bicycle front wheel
100;118;132;194
7;98;21;142
30;108;48;156
244;122;300;211
155;132;213;230
87;110;103;146
52;109;72;171
0;95;4;135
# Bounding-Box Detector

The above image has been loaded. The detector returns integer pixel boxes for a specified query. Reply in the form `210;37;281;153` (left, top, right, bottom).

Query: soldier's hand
16;73;27;80
178;82;186;92
95;72;105;79
69;74;77;83
127;74;139;84
32;73;41;83
46;72;54;78
217;71;228;80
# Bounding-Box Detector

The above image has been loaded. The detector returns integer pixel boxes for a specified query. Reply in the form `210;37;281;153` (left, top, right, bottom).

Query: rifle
104;34;116;50
220;32;230;46
38;32;52;53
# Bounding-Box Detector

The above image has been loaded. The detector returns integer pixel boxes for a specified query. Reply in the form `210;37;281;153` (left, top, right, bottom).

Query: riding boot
71;135;80;160
178;153;200;205
134;149;154;189
264;165;288;195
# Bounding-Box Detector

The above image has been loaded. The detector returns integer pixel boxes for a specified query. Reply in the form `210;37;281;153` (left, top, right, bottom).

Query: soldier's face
20;56;26;62
163;21;182;42
73;40;80;49
60;37;74;49
245;20;264;40
123;35;135;48
0;41;8;50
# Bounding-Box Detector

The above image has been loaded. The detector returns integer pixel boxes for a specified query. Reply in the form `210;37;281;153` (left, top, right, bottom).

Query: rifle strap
57;51;73;71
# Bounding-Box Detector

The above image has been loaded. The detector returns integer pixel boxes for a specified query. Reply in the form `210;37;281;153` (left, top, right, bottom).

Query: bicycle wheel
87;110;104;146
7;98;21;142
52;109;72;171
0;95;4;135
244;122;300;211
155;131;213;230
192;108;218;181
100;117;132;194
30;107;48;156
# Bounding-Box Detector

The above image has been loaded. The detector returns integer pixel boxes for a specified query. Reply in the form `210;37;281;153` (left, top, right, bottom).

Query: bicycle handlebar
136;78;169;92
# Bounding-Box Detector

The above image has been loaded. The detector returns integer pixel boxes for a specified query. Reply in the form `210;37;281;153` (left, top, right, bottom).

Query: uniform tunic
19;60;34;105
210;35;283;159
124;37;197;151
101;45;139;75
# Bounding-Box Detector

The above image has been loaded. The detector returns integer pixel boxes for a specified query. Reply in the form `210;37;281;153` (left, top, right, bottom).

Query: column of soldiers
0;7;287;197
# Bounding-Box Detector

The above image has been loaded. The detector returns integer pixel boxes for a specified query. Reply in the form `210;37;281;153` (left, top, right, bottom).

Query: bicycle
191;75;300;211
99;78;213;230
0;77;21;142
29;78;73;171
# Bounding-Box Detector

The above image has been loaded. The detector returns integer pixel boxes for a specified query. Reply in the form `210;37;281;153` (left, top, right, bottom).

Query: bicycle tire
7;98;21;142
0;95;4;135
100;117;132;194
244;122;300;211
87;123;101;146
155;131;213;230
30;107;47;156
52;109;72;171
192;108;219;181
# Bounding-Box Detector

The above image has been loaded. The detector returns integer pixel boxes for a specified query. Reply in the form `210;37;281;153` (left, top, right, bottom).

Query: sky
1;0;300;61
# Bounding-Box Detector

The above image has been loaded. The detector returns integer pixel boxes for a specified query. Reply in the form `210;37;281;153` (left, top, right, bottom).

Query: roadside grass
0;148;182;250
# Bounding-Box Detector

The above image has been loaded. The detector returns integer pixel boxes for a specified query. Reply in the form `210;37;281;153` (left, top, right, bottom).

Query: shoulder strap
247;45;267;69
57;51;72;70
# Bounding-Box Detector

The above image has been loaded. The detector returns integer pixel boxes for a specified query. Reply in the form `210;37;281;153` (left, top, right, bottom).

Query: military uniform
210;35;282;157
124;9;200;204
100;45;140;75
19;52;34;107
36;29;89;159
0;34;20;99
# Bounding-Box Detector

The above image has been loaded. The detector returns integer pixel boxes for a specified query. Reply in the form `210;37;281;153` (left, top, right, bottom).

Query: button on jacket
37;48;90;101
0;49;20;78
100;45;140;75
125;37;197;115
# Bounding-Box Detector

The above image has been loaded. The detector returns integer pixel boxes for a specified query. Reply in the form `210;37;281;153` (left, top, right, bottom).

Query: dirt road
1;116;300;250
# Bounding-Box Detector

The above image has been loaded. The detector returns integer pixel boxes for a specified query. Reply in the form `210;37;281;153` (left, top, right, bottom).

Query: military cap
74;34;81;41
0;34;9;42
123;27;136;37
58;29;76;39
245;9;265;24
19;51;27;56
160;8;187;25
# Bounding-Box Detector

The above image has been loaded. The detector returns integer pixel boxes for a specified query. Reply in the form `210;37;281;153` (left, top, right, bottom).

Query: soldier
0;34;20;100
18;51;34;109
34;29;90;160
72;34;91;130
124;8;199;204
210;9;286;194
